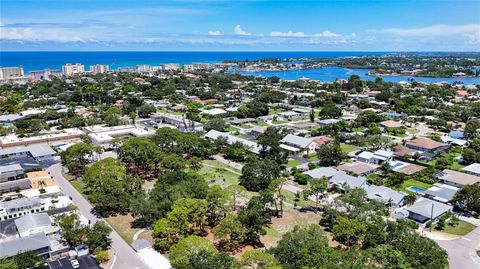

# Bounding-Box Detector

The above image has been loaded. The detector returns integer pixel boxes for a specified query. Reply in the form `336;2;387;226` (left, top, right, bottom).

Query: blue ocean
0;51;390;72
1;51;479;84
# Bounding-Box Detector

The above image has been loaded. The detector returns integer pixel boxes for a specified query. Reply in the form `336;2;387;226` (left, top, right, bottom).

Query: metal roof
280;134;312;149
15;213;52;235
0;232;50;259
0;163;23;174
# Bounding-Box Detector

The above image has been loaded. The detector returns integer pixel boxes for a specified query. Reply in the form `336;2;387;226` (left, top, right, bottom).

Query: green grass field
435;220;476;236
340;143;359;153
70;180;86;194
287;159;303;168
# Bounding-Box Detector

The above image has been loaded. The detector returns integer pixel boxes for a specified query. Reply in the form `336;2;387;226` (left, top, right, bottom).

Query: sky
1;0;479;51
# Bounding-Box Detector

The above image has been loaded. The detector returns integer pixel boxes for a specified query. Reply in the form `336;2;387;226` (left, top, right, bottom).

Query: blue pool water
408;186;426;193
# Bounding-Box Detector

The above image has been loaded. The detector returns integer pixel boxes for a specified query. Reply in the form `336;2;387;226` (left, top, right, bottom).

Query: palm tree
404;193;416;206
38;180;46;190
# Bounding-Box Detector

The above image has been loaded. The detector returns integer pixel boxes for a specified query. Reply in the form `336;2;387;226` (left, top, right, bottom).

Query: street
434;226;480;269
47;163;148;269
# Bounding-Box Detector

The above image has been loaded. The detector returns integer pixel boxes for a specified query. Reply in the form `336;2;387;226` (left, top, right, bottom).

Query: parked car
70;259;80;269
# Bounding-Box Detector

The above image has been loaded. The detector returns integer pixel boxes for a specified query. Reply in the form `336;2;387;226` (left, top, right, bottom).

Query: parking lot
45;256;101;269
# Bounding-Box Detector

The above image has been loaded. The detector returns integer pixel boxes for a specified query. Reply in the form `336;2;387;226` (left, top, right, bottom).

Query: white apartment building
162;63;180;71
0;66;25;80
62;63;85;76
89;64;109;74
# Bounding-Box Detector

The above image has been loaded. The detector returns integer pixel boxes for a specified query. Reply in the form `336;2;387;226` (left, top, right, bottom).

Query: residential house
404;198;452;223
425;184;459;204
204;130;261;154
328;171;368;191
280;134;318;156
406;137;449;160
365;185;405;208
150;113;204;132
434;169;480;188
461;163;480;176
303;167;339;179
337;161;378;176
357;150;394;165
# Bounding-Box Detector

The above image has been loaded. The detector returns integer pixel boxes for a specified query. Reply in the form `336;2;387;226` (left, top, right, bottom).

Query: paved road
434;226;480;269
47;163;148;269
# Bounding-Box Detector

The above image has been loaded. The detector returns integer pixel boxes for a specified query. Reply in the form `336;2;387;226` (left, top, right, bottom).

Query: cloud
0;21;4;27
313;30;340;37
0;26;95;42
208;30;221;36
374;24;480;37
234;25;250;35
270;30;306;37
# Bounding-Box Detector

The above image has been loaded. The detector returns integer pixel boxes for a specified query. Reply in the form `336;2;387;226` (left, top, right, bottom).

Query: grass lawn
268;108;284;115
272;120;288;125
398;179;433;193
407;128;420;134
226;126;239;132
199;160;241;188
434;220;476;236
352;127;366;132
287;159;303;168
340;143;359;153
70;180;86;194
308;154;319;161
239;124;253;129
256;121;269;126
106;214;140;245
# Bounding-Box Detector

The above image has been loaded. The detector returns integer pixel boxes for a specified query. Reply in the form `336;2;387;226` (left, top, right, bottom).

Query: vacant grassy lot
287;159;303;168
106;214;140;245
70;180;86;194
340;143;359;153
261;210;323;248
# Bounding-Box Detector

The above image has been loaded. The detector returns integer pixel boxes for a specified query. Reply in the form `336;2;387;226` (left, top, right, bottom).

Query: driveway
45;256;101;269
434;226;480;269
47;163;149;269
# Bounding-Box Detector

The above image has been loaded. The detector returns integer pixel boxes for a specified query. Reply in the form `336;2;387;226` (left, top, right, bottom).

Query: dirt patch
106;214;140;245
261;210;322;248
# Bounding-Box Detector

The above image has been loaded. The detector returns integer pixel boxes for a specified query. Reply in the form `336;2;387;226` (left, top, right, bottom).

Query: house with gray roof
0;144;57;163
404;198;452;223
303;167;339;179
280;134;319;156
329;171;368;191
365;185;405;208
204;130;261;154
0;232;50;259
0;163;24;182
15;213;59;237
0;196;43;220
461;163;480;176
424;184;459;204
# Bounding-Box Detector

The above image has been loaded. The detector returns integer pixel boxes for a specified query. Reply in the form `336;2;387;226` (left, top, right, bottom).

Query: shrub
95;250;109;263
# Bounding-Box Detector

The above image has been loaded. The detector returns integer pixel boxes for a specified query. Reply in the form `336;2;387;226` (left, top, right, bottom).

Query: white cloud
376;24;480;37
313;30;340;37
234;25;250;36
208;30;221;36
270;30;306;37
0;21;4;27
0;26;93;42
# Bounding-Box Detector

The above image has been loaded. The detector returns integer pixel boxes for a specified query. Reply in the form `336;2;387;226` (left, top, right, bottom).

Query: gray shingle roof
0;163;23;174
405;198;452;219
329;171;367;189
1;196;41;211
304;167;339;179
0;232;50;259
365;185;405;205
280;134;312;149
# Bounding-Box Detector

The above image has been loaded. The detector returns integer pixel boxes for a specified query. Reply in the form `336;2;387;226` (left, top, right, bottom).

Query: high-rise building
161;63;180;71
137;64;153;72
192;62;210;70
62;63;85;76
0;66;25;80
89;64;109;74
28;69;62;80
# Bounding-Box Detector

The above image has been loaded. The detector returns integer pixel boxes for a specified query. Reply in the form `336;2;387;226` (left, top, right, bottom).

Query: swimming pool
407;186;426;193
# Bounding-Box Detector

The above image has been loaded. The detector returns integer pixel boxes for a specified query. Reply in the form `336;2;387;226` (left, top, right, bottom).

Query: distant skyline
1;0;479;51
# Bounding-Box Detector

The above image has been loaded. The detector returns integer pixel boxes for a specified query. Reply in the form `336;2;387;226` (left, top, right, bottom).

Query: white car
70;259;80;269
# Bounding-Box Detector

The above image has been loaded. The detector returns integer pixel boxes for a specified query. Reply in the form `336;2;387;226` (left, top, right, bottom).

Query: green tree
239;249;280;269
61;142;100;176
213;214;247;251
453;183;480;214
169;235;217;269
240;157;282;192
303;177;328;213
83;158;130;215
332;216;366;246
205;117;229;131
317;142;345;166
